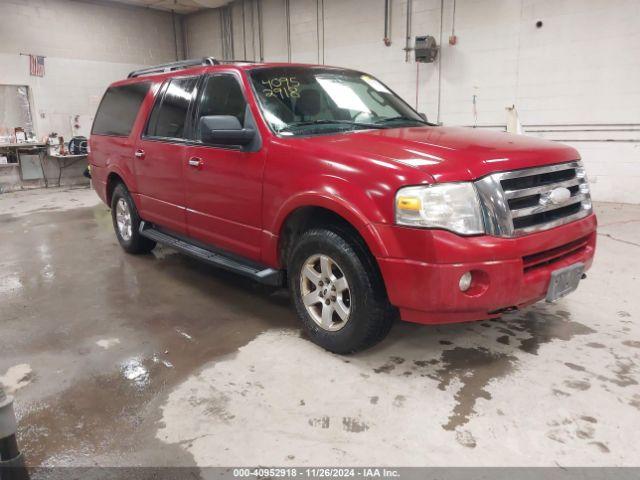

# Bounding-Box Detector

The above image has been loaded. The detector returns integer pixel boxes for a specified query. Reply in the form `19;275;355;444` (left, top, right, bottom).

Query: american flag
30;55;45;77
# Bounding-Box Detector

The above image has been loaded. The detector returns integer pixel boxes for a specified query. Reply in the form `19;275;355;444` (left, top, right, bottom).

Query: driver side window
196;75;247;141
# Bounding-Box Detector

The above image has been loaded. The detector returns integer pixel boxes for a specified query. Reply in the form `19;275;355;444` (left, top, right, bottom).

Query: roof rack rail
217;59;260;64
127;57;219;78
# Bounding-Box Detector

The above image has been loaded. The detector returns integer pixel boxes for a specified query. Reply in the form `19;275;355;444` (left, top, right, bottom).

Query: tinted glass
196;75;247;140
148;77;198;139
249;67;425;136
92;83;150;136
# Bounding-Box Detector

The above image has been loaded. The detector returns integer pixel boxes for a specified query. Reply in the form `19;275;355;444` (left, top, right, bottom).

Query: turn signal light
396;196;421;211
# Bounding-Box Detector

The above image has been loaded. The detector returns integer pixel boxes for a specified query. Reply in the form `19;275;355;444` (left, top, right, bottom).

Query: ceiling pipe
437;0;444;123
316;0;326;64
229;6;235;59
241;0;247;60
219;8;225;58
383;0;391;46
285;0;291;62
249;0;256;61
180;13;189;59
450;0;457;44
316;0;321;63
404;0;412;62
320;0;325;64
257;0;264;61
171;9;179;61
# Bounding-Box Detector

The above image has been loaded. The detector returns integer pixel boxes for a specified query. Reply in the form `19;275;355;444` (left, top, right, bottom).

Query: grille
522;235;590;272
475;161;593;237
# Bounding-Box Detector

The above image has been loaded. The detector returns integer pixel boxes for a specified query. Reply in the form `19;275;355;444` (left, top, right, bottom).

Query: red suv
89;58;596;353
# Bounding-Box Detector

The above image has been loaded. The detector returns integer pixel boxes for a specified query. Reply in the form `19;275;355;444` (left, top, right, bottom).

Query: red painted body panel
376;215;596;324
89;62;597;325
312;125;581;183
184;143;265;261
134;139;188;235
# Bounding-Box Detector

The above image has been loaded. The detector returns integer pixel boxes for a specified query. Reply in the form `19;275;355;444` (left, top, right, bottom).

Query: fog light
459;271;472;292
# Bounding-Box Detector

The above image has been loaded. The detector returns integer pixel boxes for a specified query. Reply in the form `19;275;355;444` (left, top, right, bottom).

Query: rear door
184;73;265;262
134;76;199;235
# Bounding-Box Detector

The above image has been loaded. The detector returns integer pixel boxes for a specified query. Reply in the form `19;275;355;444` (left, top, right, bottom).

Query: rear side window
92;83;150;136
146;77;198;139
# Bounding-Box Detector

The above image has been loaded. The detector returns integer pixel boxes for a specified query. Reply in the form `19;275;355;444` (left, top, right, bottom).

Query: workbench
0;142;47;184
47;154;88;187
0;143;88;191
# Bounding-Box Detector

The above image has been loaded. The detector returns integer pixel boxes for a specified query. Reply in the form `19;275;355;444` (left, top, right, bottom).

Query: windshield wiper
375;116;436;126
278;119;386;133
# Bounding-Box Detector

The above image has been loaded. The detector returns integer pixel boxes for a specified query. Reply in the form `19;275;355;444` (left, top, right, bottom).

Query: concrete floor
1;187;639;467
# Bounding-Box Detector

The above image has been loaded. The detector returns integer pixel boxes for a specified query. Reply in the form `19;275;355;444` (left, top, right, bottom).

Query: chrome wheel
300;254;352;331
115;198;132;241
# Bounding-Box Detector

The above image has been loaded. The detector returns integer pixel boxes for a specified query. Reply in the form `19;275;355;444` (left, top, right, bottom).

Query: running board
139;222;283;287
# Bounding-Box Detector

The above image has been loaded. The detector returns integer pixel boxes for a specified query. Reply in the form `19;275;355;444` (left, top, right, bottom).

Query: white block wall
184;0;640;204
0;0;183;139
185;9;224;59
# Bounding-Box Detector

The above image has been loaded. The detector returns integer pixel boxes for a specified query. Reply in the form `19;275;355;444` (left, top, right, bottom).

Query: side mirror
199;115;255;146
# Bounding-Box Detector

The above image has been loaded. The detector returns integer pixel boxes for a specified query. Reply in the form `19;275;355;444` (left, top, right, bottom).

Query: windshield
248;67;429;136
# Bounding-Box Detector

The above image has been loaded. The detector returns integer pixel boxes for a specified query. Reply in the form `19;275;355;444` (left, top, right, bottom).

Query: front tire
111;183;156;254
289;228;394;354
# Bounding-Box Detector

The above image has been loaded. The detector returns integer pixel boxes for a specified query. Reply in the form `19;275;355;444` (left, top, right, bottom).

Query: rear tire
289;228;394;354
111;183;156;254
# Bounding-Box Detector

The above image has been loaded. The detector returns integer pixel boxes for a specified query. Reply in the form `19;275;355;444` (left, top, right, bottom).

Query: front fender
263;176;391;266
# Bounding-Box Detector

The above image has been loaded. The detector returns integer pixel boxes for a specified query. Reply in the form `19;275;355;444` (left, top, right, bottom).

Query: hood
297;126;580;183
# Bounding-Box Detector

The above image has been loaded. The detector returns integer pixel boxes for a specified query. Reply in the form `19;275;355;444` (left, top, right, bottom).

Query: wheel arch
106;172;127;207
278;203;392;320
275;196;386;264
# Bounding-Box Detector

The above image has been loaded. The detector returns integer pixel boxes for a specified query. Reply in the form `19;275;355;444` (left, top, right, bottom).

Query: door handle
134;149;145;159
188;157;203;169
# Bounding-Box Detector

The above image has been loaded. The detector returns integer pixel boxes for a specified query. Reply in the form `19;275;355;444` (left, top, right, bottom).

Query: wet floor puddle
370;306;602;439
4;206;298;465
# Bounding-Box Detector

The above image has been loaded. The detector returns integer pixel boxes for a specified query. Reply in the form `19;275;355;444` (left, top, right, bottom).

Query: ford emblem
542;187;571;206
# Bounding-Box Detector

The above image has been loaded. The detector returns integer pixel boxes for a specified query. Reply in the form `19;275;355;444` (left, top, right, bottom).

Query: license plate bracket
546;262;585;302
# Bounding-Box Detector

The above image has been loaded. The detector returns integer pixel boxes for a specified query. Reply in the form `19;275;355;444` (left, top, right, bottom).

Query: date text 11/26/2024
232;468;400;478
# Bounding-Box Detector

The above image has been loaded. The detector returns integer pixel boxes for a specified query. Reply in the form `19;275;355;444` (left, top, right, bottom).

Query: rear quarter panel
88;80;161;207
89;136;136;205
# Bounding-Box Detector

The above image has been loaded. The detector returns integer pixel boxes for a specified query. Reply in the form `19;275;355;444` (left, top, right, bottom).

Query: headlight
395;183;485;235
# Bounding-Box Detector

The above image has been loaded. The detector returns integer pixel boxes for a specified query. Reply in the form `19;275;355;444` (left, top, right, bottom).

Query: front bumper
374;213;597;324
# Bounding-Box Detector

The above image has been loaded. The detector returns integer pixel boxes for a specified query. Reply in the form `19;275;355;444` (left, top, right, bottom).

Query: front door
134;76;198;235
184;73;265;262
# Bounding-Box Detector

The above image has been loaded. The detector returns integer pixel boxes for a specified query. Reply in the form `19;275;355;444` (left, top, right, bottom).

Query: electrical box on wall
415;35;439;63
